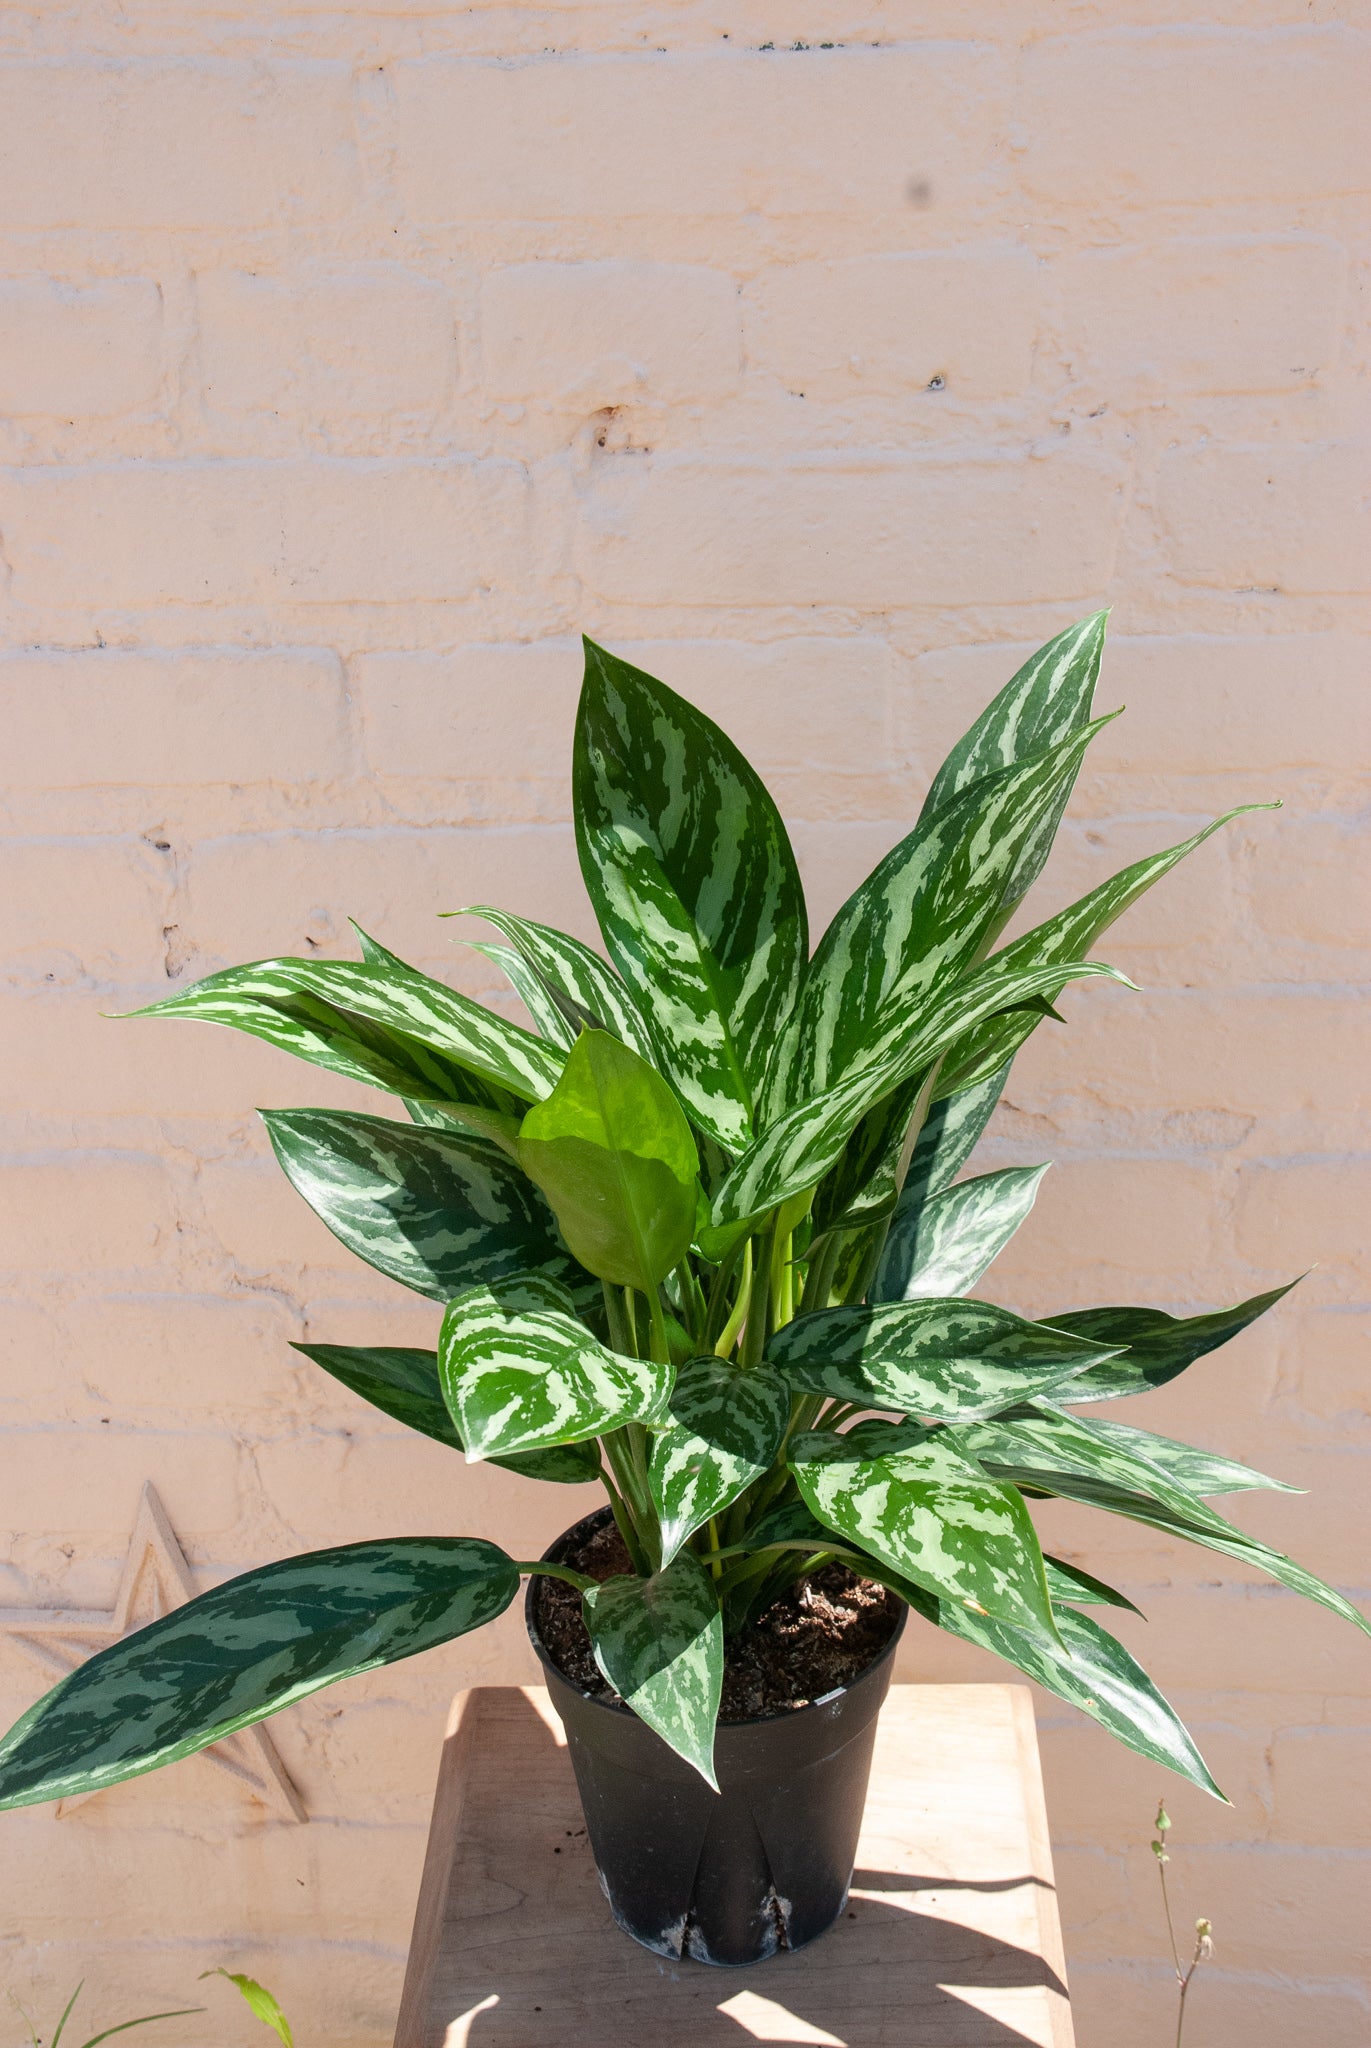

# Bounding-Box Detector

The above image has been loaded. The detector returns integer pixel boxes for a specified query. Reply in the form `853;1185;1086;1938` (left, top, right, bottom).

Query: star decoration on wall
0;1481;306;1822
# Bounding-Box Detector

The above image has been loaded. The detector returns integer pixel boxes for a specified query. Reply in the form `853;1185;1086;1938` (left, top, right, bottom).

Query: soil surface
532;1517;902;1721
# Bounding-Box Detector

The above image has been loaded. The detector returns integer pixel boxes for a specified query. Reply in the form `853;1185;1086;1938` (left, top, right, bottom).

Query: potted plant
1;619;1364;1966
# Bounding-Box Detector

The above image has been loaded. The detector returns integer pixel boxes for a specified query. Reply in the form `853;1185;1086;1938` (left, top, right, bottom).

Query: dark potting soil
533;1518;902;1721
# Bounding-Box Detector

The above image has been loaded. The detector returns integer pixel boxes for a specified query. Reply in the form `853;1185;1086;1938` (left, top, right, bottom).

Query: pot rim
524;1503;907;1733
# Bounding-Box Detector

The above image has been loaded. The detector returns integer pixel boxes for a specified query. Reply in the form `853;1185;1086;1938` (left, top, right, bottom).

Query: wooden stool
394;1684;1073;2047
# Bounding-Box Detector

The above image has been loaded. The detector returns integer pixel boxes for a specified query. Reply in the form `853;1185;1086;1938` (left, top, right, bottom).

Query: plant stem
515;1560;597;1592
602;1281;633;1356
800;1230;842;1313
714;1242;752;1357
740;1220;775;1368
647;1283;671;1365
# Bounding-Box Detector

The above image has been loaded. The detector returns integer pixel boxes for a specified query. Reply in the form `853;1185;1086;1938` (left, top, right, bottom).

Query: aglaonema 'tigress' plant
1;616;1364;1806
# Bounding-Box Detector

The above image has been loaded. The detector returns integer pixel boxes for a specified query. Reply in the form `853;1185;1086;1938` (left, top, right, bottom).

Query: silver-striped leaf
583;1549;723;1788
0;1539;519;1811
710;955;1127;1237
574;638;808;1153
452;904;656;1059
935;1591;1224;1798
262;1109;597;1314
648;1357;792;1567
788;1420;1058;1640
955;1409;1371;1639
136;956;560;1106
936;804;1276;1098
517;1028;698;1291
352;924;531;1123
438;1277;672;1460
467;940;576;1046
812;1059;1011;1243
1044;1282;1298;1401
872;1165;1049;1304
919;613;1108;906
769;1299;1120;1421
1062;1415;1297;1496
762;713;1110;1121
1042;1556;1143;1613
291;1342;600;1482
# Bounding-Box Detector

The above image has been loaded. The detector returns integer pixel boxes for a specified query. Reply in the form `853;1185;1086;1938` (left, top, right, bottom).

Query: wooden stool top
395;1683;1073;2048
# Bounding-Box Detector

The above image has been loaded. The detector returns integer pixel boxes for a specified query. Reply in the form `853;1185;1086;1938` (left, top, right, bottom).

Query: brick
0;1426;242;1539
1275;1310;1371;1429
1051;236;1346;395
0;1302;63;1421
197;1159;383;1281
1069;1967;1370;2048
393;47;1003;223
578;449;1125;608
65;1293;305;1421
986;1156;1218;1287
905;633;1370;787
744;247;1037;400
355;642;577;787
0;459;529;608
0;647;348;791
481;261;739;405
198;264;455;419
1156;443;1371;595
0;278;162;417
1110;1844;1371;1976
0;1154;172;1273
1235;1161;1371;1282
0;838;170;983
1272;1727;1371;1845
182;825;587;972
1252;816;1371;952
0;60;357;229
1020;29;1371;204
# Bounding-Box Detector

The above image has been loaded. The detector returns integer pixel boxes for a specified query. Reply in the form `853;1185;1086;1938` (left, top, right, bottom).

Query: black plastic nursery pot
525;1507;906;1968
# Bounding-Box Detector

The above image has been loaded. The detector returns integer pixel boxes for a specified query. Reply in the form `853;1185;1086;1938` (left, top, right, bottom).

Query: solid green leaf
762;713;1112;1120
451;905;656;1059
201;1974;293;2048
789;1419;1058;1639
712;955;1128;1235
583;1549;723;1787
574;638;808;1152
134;955;560;1107
1045;1282;1299;1400
935;1594;1225;1798
0;1540;519;1810
517;1028;699;1291
438;1277;672;1460
935;805;1277;1098
769;1298;1121;1421
290;1342;600;1482
872;1165;1049;1303
955;1409;1371;1638
262;1109;597;1314
648;1357;792;1567
919;613;1108;905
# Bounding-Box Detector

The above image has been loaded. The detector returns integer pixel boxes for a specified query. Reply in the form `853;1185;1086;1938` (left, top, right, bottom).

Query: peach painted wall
1;6;1367;2044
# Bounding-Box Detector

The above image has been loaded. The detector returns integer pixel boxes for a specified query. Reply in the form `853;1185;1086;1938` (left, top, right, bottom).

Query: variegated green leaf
1045;1282;1298;1400
712;956;1127;1235
648;1357;792;1567
1051;1413;1298;1497
351;924;529;1122
290;1342;600;1482
136;956;560;1106
935;1593;1224;1798
936;805;1276;1098
438;1278;672;1460
583;1549;723;1787
872;1165;1048;1304
1043;1556;1143;1613
262;1109;597;1314
919;613;1108;905
788;1420;1057;1639
574;638;808;1153
517;1028;698;1291
770;1299;1119;1420
955;1409;1370;1638
762;715;1112;1120
467;940;576;1047
0;1539;519;1811
812;1060;1011;1243
451;905;656;1059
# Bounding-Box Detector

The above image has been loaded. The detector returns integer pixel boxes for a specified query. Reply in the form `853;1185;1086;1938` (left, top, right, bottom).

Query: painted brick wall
1;6;1367;2044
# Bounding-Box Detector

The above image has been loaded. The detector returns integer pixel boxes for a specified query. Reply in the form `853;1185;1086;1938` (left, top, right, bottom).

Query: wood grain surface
394;1683;1073;2048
